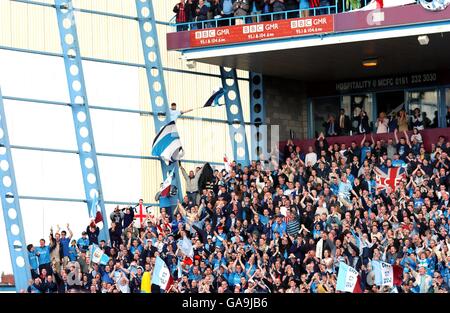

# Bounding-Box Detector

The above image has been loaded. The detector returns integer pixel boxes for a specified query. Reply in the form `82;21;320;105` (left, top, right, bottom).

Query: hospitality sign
189;15;334;48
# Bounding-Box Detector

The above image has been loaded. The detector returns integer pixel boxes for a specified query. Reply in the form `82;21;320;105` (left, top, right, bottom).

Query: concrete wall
264;75;308;141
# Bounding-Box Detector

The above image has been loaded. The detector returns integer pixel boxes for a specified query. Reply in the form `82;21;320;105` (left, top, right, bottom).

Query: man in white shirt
304;146;317;167
169;102;193;122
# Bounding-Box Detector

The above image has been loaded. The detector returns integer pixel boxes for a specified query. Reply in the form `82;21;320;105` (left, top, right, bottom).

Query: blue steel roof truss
135;0;183;206
54;0;109;241
0;88;32;292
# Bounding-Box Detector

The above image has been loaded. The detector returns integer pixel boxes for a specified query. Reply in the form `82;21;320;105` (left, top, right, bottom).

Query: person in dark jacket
270;0;286;20
233;0;251;24
86;223;100;245
285;0;299;18
356;110;370;134
43;274;58;293
195;0;210;29
337;108;351;136
109;222;123;248
185;0;199;25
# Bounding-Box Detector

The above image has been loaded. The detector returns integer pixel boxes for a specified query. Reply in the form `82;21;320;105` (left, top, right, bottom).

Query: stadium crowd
173;0;342;31
322;106;446;138
23;119;450;293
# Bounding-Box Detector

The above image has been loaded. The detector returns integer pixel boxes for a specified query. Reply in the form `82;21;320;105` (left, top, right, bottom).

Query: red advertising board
189;15;334;48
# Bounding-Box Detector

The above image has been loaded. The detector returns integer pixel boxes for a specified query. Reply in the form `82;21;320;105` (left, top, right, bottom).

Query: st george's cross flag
204;88;225;107
336;262;362;293
151;121;184;164
152;256;174;291
373;166;407;193
133;199;148;229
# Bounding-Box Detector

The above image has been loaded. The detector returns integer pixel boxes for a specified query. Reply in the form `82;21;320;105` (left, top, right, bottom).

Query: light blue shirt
223;0;233;15
35;246;51;265
338;181;353;199
170;109;181;122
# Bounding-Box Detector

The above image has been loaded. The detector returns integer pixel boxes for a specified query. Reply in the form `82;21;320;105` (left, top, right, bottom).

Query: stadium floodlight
418;35;430;46
362;58;378;68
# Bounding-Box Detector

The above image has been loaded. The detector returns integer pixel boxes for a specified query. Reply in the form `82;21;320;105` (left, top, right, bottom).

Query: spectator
250;0;266;22
185;0;198;25
27;244;39;279
324;114;338;137
285;0;300;18
195;0;210;29
173;0;188;31
299;0;310;17
447;106;450;127
270;0;286;20
219;0;236;26
388;111;398;133
356;110;370;134
180;162;205;205
233;0;251;24
376;112;389;134
398;109;409;132
318;0;332;15
411;108;424;131
35;237;52;276
337;109;351;136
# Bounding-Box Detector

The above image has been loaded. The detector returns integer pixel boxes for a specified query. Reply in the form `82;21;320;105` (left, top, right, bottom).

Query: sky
0;49;144;275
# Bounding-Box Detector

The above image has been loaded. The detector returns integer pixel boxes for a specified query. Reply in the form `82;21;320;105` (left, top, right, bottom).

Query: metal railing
171;1;362;31
170;0;420;32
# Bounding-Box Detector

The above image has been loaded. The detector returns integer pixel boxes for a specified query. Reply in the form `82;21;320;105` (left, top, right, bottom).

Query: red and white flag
223;154;231;173
134;199;146;229
160;169;175;198
336;262;362;293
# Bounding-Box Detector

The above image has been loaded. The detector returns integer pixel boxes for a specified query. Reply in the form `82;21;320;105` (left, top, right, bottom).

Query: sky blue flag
177;258;182;279
203;88;225;107
336;262;349;291
89;193;98;219
151;121;184;164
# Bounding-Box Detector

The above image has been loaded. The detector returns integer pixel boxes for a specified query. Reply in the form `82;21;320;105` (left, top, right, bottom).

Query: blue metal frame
135;0;183;207
0;88;31;292
54;0;109;241
249;72;267;161
220;67;250;166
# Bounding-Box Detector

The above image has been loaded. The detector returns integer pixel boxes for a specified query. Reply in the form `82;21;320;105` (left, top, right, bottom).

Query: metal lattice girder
135;0;183;206
0;88;31;292
220;67;250;166
249;72;267;162
54;0;109;241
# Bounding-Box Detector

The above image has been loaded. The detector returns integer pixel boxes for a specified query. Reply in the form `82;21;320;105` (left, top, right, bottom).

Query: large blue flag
151;121;184;164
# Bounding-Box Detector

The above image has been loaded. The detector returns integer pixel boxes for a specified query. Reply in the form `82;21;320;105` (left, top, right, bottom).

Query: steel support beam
0;88;31;292
54;0;109;241
220;67;250;166
249;72;268;162
135;0;183;207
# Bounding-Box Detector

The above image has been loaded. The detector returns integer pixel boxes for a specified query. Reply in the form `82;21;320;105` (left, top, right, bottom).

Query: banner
90;244;109;265
336;262;362;293
372;260;393;287
152;256;173;291
190;15;334;48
